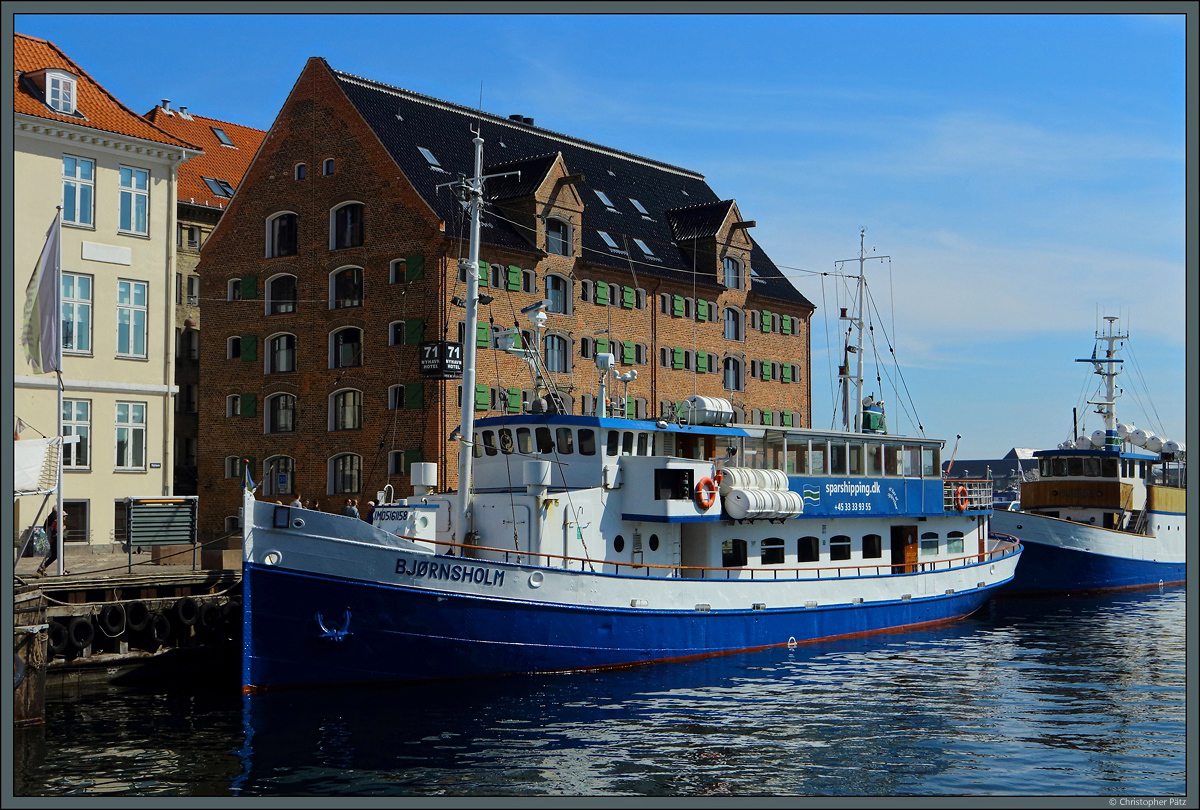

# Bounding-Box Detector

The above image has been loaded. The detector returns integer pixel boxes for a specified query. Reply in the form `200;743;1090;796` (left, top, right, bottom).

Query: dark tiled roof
483;152;560;201
666;200;734;242
331;65;812;308
144;106;265;211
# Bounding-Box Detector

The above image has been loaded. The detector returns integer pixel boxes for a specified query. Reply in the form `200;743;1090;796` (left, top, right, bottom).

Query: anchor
315;608;353;642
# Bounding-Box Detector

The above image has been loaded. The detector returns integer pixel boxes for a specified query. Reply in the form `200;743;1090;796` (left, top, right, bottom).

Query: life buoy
954;485;969;512
695;477;718;510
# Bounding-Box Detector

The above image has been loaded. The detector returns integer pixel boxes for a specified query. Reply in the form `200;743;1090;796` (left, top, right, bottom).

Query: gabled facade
13;33;199;549
142;101;266;496
197;57;815;541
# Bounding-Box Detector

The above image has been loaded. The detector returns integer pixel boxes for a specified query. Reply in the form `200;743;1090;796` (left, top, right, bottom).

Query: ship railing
428;536;1021;581
943;478;994;512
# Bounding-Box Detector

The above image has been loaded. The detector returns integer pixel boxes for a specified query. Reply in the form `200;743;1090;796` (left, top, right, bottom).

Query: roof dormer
26;68;80;115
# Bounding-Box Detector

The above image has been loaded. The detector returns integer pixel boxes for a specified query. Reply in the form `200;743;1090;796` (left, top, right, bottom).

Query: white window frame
723;306;744;342
329;202;364;250
114;401;146;470
723;357;744;392
61;272;92;354
265;211;298;258
115;279;148;358
226;336;242;360
329;266;363;309
330;327;363;369
266;393;296;434
263;456;295;497
545;274;571;315
329;389;363;431
329;453;361;495
118;166;149;235
61;155;94;227
266;273;298;315
544;334;571;373
723;256;743;290
62;399;90;470
546;218;571;256
226;394;241;417
266;333;297;374
46;71;77;114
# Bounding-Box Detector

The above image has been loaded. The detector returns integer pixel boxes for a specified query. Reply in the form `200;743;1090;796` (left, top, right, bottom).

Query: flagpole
54;207;64;576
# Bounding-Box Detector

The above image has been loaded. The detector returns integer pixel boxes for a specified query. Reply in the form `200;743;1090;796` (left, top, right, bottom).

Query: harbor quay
13;540;242;723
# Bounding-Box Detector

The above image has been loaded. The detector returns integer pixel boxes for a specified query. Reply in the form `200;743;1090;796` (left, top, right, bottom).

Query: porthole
614;535;625;553
291;518;305;528
263;551;282;566
528;571;544;588
648;533;660;551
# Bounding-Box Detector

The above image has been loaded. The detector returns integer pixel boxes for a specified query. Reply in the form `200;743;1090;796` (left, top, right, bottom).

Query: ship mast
1079;315;1126;452
834;229;887;433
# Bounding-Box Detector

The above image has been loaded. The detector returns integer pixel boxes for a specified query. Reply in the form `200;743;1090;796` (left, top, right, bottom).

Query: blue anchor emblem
315;608;353;642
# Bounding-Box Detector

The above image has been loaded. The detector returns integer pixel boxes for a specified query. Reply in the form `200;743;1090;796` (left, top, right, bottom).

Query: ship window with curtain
946;532;964;554
920;532;939;556
862;534;883;558
829;535;851;561
761;538;785;565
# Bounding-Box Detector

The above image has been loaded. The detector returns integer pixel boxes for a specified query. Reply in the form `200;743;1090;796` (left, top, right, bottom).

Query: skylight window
202;176;235;197
595;190;616;209
417;146;443;168
629;198;650;216
633;238;654;256
598;231;619;249
210;126;234;147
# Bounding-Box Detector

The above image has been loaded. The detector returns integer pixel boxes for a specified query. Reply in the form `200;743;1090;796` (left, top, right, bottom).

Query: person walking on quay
290;494;303;508
35;507;67;577
363;500;375;524
342;498;359;519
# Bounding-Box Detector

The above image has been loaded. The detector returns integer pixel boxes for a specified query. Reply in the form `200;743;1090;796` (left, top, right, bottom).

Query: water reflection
16;588;1186;797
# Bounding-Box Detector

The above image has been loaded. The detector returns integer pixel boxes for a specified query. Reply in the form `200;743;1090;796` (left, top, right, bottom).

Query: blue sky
12;10;1191;461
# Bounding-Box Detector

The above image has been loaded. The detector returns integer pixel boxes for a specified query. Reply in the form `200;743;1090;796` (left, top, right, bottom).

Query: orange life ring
954;485;969;512
695;477;718;510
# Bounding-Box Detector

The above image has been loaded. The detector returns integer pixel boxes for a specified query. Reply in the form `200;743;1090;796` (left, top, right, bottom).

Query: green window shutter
404;382;424;409
696;298;707;322
403;447;423;474
507;387;521;413
404;318;425;345
239;275;257;300
761;309;771;333
622;286;635;309
240;393;256;417
625;396;634;418
595;282;608;306
781;411;792;427
596;337;609;355
507;265;521;291
241;335;257;362
696;351;707;373
477;260;489;288
476;322;490;348
672;347;684;369
781;363;792;383
781;316;792;335
672;295;683;317
761;359;770;380
474;383;489;410
621;340;634;364
405;254;424;281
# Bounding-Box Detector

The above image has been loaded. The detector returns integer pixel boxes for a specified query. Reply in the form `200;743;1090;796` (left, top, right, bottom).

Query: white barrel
762;469;789;490
1131;428;1155;448
410;462;438;488
1118;422;1132;440
1090;429;1108;447
1145;435;1163;453
1075;435;1093;449
1163;439;1181;455
716;467;756;496
683;395;734;426
724;488;772;521
776;490;805;518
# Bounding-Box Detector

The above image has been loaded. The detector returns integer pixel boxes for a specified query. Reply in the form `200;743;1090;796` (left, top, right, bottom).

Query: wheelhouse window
331;267;362;309
267;274;297;314
332;327;363;368
266;213;298;258
330;203;364;249
268;334;296;373
546;218;570;256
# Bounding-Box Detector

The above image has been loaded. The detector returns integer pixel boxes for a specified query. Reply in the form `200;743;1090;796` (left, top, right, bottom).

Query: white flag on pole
21;212;62;374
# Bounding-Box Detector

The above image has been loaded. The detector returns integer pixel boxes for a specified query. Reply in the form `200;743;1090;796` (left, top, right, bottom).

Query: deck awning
13;437;62;496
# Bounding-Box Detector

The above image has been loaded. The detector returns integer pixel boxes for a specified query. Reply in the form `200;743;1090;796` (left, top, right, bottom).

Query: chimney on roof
179;106;187;115
523;117;534;126
509;114;523;121
161;99;170;110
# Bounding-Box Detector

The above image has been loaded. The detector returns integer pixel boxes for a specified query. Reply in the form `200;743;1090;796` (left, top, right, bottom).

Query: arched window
723;307;744;341
266;212;297;258
798;536;820;562
267;333;296;373
263;456;294;496
224;457;241;479
330;267;362;308
331;327;362;368
226;395;241;417
267;274;297;315
546;218;570;256
947;531;965;554
545;334;570;373
330;453;360;494
322;158;335;176
863;534;883;558
723;357;743;392
330;389;362;431
266;393;295;433
920;532;940;557
545;274;571;314
723;256;743;290
762;537;785;565
294;163;306;180
226;336;241;360
829;535;852;561
226;278;243;301
330;202;364;249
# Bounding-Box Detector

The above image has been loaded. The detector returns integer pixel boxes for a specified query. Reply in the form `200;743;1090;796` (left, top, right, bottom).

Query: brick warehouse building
197;57;814;541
